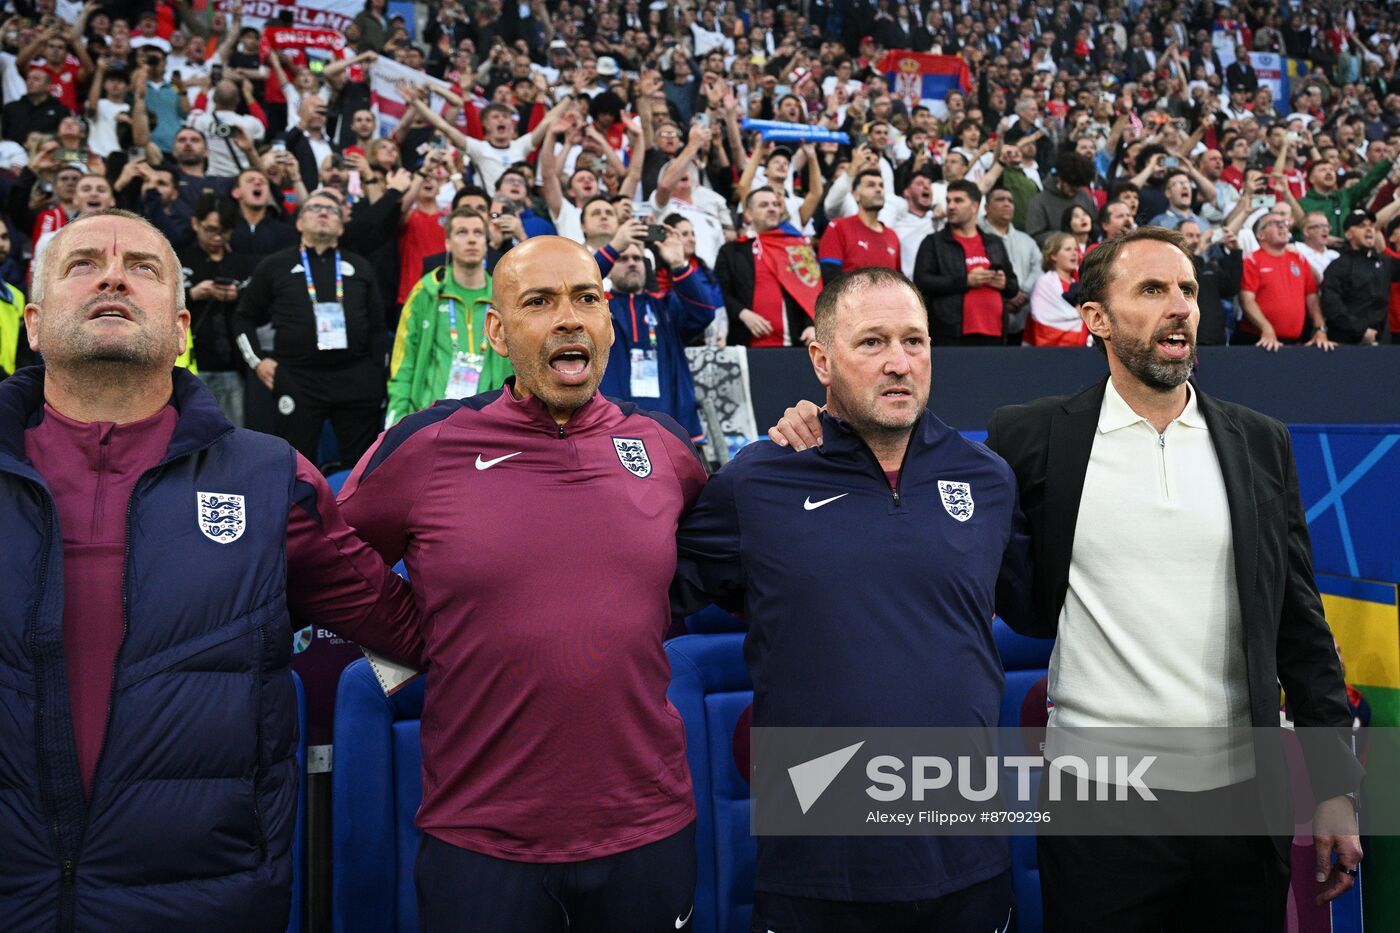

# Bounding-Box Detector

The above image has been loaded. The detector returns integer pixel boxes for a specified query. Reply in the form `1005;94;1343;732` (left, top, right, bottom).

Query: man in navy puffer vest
0;208;423;932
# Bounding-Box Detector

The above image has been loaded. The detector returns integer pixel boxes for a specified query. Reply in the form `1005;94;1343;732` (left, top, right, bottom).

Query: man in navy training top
337;235;707;932
673;266;1033;933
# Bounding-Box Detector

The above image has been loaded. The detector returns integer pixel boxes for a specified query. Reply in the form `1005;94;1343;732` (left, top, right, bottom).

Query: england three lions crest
612;437;652;478
197;492;247;543
937;481;974;522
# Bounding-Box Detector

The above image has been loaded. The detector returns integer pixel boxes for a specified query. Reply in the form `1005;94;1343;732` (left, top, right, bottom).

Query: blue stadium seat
666;633;754;933
289;670;306;933
324;469;353;495
330;659;425;933
685;603;745;634
993;619;1055;933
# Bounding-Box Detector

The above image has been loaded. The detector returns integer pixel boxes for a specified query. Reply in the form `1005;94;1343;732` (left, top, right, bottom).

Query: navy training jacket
0;367;298;932
596;245;718;439
674;410;1033;902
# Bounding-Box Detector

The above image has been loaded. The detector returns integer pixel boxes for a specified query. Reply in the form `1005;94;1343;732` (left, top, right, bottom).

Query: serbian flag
754;229;821;319
877;51;973;112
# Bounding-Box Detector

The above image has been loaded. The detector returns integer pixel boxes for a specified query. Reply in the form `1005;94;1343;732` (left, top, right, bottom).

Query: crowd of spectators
1;0;1398;459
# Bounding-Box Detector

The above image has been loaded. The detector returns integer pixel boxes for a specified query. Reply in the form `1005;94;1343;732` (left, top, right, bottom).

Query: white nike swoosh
674;905;694;928
803;493;849;511
474;451;523;470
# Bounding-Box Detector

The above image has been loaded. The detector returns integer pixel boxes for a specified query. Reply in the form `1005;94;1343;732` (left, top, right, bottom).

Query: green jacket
386;267;512;426
0;281;24;376
1298;159;1393;237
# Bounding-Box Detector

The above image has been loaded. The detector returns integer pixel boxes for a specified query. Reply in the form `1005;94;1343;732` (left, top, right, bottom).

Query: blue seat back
289;670;306;933
993;620;1054;933
666;634;753;933
331;659;425;933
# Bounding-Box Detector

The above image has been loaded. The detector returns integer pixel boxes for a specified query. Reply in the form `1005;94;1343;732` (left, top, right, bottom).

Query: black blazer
985;378;1362;825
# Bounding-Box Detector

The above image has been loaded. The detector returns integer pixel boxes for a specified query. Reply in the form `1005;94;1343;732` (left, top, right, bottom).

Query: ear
23;303;40;352
484;304;509;357
1080;301;1111;344
809;338;833;388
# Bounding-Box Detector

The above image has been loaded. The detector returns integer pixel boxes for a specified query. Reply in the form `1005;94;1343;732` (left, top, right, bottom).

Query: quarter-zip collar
492;377;613;437
815;407;931;467
0;366;234;471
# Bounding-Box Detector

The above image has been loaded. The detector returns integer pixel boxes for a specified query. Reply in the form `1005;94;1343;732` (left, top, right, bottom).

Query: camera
329;154;346;170
210;64;223;82
212;122;235;139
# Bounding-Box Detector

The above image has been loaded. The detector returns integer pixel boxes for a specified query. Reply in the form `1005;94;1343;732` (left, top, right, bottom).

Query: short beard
1106;305;1195;392
503;330;609;416
612;270;646;293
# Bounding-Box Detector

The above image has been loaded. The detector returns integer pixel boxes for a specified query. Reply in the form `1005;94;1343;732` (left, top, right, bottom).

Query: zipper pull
1158;433;1165;449
557;424;566;439
61;859;74;883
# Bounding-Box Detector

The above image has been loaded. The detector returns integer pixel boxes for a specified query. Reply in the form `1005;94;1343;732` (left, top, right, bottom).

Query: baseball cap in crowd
549;39;569;52
764;145;794;166
597;56;619;77
1342;209;1377;232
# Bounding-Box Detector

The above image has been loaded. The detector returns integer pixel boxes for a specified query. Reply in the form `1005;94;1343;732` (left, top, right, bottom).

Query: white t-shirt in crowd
186;109;265;177
87;98;131;158
463;135;534;193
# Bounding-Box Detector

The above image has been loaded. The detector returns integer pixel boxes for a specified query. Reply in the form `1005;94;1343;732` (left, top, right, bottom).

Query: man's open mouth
548;344;592;384
1157;333;1191;359
88;302;134;322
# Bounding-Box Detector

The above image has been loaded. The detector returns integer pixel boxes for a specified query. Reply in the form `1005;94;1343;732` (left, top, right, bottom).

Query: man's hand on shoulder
768;399;823;450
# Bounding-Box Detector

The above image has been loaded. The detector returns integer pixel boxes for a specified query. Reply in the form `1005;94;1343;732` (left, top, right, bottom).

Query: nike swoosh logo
675;905;693;928
474;452;523;470
803;494;849;511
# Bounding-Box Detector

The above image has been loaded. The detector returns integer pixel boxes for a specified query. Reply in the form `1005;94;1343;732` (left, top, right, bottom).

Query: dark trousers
752;870;1013;933
415;823;696;933
1038;779;1289;932
272;357;385;470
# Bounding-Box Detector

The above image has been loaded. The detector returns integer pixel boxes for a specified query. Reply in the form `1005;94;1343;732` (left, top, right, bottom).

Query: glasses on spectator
198;224;230;236
657;130;680;139
302;203;340;215
1259;220;1288;230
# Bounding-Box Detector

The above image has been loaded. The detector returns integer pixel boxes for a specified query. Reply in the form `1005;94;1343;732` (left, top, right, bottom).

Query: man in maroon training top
338;236;707;931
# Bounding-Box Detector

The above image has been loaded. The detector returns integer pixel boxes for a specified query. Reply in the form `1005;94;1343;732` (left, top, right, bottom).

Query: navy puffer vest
0;367;297;932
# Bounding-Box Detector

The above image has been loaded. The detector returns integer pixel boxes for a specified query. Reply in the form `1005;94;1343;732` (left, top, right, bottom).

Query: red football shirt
1240;249;1316;340
40;55;81;112
954;232;1004;337
818;214;901;273
397;207;447;303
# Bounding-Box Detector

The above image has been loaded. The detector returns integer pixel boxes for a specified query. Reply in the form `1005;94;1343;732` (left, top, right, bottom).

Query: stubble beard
1106;307;1196;392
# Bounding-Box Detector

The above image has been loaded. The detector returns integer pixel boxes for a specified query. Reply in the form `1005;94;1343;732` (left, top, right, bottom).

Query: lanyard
627;296;657;349
446;298;478;355
299;248;343;304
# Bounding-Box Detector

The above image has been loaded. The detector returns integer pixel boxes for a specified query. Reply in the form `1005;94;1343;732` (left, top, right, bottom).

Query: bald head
493;235;602;305
486;237;614;424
